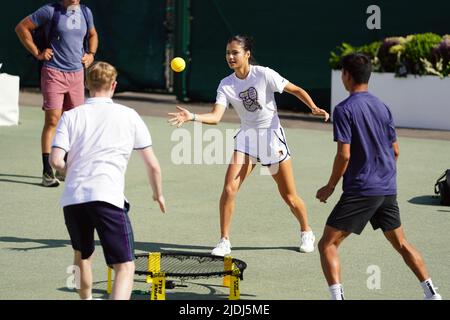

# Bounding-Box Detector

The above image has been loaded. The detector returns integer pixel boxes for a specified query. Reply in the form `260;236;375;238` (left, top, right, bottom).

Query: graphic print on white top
239;87;262;112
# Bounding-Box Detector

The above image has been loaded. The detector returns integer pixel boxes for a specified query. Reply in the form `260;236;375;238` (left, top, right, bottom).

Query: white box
331;70;450;131
0;73;20;126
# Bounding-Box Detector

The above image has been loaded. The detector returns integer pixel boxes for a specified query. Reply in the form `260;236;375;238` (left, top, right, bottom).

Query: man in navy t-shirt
315;53;441;300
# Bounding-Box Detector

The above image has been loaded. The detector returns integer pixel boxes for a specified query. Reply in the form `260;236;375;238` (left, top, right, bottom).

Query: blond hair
86;61;118;91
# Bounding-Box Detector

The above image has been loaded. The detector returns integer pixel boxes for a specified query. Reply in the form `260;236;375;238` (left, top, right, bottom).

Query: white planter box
331;70;450;131
0;73;20;126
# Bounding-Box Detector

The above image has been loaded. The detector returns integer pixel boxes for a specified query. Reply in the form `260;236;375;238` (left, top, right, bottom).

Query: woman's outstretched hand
168;106;192;128
312;107;330;122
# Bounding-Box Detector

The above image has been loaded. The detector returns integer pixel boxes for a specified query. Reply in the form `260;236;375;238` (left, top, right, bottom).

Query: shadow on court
0;173;42;186
0;236;297;253
58;277;257;300
408;195;442;206
0;236;70;251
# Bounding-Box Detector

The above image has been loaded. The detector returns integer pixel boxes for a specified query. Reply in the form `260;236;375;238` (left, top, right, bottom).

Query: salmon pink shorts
41;66;85;111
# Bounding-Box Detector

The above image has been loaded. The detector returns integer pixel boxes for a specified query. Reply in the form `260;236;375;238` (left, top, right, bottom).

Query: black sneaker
42;173;60;187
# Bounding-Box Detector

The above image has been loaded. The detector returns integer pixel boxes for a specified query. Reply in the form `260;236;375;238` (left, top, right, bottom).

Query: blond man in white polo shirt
50;62;165;300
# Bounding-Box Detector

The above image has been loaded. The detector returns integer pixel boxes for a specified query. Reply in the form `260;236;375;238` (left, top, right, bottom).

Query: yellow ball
170;57;186;72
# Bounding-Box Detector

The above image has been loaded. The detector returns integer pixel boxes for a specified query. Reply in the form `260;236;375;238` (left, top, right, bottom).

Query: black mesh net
134;252;247;280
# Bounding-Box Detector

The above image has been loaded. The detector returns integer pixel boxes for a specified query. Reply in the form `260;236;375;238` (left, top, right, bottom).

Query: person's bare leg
73;250;93;299
219;152;256;239
270;159;310;231
318;226;350;285
384;227;441;299
41;108;63;183
384;227;429;281
110;261;135;300
42;109;63;154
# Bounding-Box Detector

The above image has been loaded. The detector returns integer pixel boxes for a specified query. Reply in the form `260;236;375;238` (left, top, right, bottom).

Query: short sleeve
52;113;70;152
333;106;352;144
386;106;397;143
29;5;52;28
85;7;95;30
265;67;289;93
215;83;228;108
133;112;152;150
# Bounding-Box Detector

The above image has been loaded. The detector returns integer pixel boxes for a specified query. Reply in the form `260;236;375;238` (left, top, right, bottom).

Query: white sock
329;284;345;300
81;295;93;300
421;278;437;298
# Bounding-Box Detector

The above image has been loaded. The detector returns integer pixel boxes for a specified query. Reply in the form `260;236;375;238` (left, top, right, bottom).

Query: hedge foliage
330;33;450;78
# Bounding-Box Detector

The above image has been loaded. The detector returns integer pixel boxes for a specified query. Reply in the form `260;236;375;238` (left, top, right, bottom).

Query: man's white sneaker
424;293;442;300
211;238;231;256
299;231;315;253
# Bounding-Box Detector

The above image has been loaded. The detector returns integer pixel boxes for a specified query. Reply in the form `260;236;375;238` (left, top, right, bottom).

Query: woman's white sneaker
300;231;315;253
211;238;231;256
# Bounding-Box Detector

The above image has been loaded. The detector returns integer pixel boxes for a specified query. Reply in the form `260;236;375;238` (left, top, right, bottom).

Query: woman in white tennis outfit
169;35;329;256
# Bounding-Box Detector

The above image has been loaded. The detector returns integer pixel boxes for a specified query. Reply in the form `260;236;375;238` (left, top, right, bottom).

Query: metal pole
174;0;190;102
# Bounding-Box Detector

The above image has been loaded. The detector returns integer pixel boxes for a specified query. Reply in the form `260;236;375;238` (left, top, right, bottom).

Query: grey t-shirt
30;3;94;72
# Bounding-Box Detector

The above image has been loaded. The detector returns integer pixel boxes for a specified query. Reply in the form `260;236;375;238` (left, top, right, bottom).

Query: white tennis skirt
234;126;291;166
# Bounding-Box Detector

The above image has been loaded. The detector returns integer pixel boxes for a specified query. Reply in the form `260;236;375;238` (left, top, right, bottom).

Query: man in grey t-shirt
15;0;98;187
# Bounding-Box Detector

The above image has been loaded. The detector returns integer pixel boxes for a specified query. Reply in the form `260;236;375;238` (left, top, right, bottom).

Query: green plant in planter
329;41;381;70
433;35;450;76
378;37;407;73
329;33;448;77
403;33;442;75
421;58;445;78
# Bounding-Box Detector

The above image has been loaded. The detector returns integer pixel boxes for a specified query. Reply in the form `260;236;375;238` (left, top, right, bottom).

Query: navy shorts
326;195;401;235
63;201;134;266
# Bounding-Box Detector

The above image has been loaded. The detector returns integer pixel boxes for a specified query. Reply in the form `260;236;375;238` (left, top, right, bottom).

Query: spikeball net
106;252;247;300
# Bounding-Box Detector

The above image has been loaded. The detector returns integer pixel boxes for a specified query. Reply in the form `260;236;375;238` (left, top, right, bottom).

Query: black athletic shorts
63;201;134;265
326;194;401;235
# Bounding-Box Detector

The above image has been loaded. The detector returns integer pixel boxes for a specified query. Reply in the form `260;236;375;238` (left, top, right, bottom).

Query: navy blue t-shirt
333;91;397;196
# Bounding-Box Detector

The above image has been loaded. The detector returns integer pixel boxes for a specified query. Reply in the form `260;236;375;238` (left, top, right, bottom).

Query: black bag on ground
434;170;450;206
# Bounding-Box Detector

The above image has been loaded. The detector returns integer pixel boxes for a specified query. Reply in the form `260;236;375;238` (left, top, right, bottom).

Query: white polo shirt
215;65;289;129
52;97;152;209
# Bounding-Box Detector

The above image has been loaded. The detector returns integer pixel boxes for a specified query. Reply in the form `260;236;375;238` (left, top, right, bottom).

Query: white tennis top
52;97;152;209
215;65;289;129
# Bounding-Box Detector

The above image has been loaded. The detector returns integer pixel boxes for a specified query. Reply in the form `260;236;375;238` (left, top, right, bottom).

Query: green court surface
0;106;449;300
